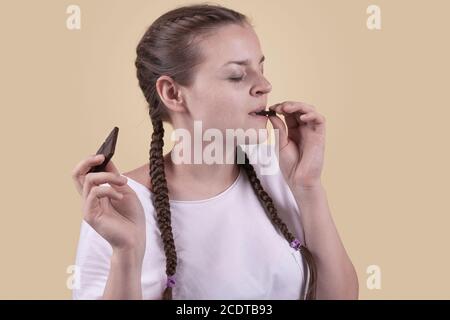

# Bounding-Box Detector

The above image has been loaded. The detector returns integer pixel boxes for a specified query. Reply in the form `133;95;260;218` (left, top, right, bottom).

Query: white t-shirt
72;144;306;299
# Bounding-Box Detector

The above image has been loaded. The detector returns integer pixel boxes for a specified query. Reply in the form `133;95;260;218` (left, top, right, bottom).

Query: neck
161;146;241;201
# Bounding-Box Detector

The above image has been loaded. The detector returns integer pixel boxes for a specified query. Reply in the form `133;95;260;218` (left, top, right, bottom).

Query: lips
248;106;267;116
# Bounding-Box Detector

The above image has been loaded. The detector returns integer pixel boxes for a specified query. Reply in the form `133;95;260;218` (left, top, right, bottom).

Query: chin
235;126;270;146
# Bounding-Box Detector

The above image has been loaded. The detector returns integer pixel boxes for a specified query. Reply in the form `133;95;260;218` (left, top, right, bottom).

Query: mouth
248;106;267;117
249;106;277;118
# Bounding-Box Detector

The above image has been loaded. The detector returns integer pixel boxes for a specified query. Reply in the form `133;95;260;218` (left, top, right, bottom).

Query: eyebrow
222;55;265;67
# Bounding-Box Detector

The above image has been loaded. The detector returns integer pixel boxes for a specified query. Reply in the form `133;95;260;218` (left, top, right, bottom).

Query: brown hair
134;2;317;300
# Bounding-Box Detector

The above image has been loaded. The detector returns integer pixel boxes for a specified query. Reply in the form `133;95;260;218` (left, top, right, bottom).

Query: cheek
205;92;243;117
190;83;247;127
215;97;248;129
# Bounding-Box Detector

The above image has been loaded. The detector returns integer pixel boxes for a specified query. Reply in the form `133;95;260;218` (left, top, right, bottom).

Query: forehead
198;24;263;70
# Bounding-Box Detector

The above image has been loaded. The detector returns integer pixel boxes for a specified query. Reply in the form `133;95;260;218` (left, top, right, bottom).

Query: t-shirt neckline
122;167;243;205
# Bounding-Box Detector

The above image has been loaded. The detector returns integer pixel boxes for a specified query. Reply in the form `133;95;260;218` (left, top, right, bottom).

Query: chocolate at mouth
254;110;276;117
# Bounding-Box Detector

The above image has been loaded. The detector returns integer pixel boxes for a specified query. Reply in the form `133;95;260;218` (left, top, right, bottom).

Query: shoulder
121;163;158;221
122;162;153;193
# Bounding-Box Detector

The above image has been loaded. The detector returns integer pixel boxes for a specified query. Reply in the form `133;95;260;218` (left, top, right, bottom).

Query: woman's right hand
71;154;146;261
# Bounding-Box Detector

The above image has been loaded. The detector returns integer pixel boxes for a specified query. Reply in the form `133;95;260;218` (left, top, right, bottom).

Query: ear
155;75;187;114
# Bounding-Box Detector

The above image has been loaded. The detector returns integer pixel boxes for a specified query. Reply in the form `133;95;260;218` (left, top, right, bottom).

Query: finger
283;101;316;112
269;101;314;113
71;154;105;194
299;112;326;124
270;102;319;128
267;113;289;152
91;185;124;201
269;103;301;129
104;159;120;175
84;186;123;223
82;172;128;201
272;101;315;116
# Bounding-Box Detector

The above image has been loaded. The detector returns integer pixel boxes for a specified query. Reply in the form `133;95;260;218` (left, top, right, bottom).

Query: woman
71;3;358;300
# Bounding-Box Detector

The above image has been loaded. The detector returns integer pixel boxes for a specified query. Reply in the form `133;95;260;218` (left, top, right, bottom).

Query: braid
238;151;317;299
148;114;177;300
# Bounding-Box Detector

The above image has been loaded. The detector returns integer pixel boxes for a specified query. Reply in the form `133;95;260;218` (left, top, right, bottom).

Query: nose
251;75;272;96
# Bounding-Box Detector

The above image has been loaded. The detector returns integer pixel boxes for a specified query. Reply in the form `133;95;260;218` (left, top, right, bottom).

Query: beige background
0;0;449;299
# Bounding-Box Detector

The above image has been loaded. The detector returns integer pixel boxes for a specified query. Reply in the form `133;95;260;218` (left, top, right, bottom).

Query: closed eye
229;76;244;82
228;66;264;82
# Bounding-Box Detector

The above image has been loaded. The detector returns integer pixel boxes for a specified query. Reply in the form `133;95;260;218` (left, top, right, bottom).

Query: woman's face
180;23;273;145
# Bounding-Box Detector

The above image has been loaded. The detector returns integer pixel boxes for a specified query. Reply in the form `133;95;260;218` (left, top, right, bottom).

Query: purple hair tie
166;275;176;288
290;238;301;250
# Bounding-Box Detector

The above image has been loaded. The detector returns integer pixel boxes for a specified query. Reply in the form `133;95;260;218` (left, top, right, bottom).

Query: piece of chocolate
255;110;276;117
88;126;119;173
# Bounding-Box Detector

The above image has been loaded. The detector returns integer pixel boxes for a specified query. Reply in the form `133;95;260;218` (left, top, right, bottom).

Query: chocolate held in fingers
255;110;276;117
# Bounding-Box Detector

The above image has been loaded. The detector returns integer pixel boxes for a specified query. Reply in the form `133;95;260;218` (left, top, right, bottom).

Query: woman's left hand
267;101;326;189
